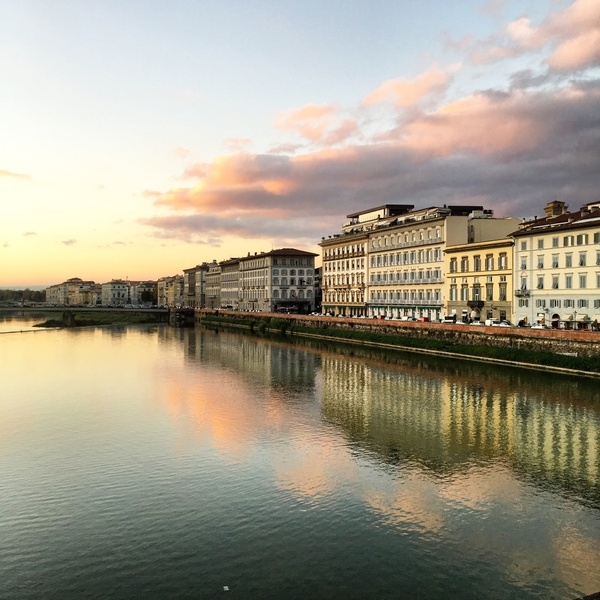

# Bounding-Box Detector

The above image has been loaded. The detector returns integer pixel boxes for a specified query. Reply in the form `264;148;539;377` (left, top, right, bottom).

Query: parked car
495;320;513;327
531;323;549;329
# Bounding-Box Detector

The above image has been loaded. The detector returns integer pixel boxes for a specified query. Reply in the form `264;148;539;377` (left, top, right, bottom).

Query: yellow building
444;237;514;323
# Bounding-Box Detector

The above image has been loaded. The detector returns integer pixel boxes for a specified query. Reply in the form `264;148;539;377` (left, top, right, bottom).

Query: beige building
511;200;600;328
101;279;129;306
183;264;209;308
220;258;241;309
205;262;221;309
320;228;368;317
157;275;183;307
46;278;99;306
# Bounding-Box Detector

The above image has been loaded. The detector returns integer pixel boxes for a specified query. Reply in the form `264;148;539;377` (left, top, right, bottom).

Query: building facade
511;200;600;328
101;279;129;306
238;248;317;313
205;262;221;309
220;259;241;309
445;238;514;323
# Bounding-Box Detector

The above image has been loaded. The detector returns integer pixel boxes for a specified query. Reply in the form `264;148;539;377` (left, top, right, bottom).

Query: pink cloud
172;146;191;159
363;65;453;108
548;28;600;72
140;64;599;246
274;102;357;144
468;0;600;73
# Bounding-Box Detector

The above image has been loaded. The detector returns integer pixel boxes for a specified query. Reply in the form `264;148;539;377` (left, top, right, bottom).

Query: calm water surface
1;320;599;599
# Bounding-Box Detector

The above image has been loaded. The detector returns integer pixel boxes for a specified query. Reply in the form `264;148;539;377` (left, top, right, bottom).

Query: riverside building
321;204;509;320
511;200;600;329
238;248;317;314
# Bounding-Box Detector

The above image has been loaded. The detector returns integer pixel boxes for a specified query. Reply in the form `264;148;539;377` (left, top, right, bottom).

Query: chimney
544;200;568;218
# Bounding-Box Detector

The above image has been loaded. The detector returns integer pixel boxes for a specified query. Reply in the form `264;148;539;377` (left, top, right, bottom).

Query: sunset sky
1;0;599;287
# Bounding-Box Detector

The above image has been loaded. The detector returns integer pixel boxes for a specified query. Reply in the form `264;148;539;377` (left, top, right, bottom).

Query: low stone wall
197;310;600;358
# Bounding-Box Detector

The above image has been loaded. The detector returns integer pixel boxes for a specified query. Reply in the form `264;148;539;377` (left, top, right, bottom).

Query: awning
576;314;590;322
561;314;573;321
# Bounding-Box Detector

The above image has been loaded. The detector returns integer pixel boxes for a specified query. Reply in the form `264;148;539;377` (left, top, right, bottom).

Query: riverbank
197;310;600;377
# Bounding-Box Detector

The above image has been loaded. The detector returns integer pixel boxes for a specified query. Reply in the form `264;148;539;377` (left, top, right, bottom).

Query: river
1;315;599;599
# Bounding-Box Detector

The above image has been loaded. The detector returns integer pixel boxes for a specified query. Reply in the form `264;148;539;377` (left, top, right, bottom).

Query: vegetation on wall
199;313;600;375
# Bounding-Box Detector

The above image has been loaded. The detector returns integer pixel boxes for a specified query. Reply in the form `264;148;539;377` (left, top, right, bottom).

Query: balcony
467;300;484;309
515;289;530;297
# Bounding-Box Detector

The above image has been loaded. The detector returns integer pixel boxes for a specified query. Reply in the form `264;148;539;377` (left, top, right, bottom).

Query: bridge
0;305;171;326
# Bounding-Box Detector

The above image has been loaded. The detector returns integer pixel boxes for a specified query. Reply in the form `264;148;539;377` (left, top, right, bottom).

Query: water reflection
2;322;599;599
175;327;600;505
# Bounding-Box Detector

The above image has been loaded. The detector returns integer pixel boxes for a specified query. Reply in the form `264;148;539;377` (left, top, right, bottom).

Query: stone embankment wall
197;310;600;358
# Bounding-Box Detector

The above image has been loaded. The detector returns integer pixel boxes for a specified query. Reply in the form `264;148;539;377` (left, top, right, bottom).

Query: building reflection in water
152;325;600;594
318;345;599;501
160;326;600;505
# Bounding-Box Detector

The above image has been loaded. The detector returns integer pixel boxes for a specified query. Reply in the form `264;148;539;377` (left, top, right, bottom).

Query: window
537;256;544;269
565;254;573;268
499;283;507;301
460;257;469;272
520;257;527;270
449;258;457;273
537;239;544;249
552;276;559;289
552;237;559;248
520;241;527;251
485;254;494;270
565;275;573;289
579;252;587;267
564;299;574;308
537;276;544;289
460;285;468;301
499;253;507;270
486;283;493;301
552;254;559;268
550;299;561;308
578;299;589;308
577;234;588;245
564;235;574;247
580;274;587;289
272;277;279;285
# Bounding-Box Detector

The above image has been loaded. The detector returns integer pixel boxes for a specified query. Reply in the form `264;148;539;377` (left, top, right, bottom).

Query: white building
238;248;317;313
101;279;129;306
511;200;600;329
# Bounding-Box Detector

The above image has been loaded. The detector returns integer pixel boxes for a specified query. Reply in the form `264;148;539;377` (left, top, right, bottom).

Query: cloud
62;239;77;246
139;2;599;247
141;75;599;244
363;65;454;108
0;169;31;180
172;146;191;159
224;138;252;152
275;102;358;145
2;242;8;248
23;231;37;237
467;0;600;73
